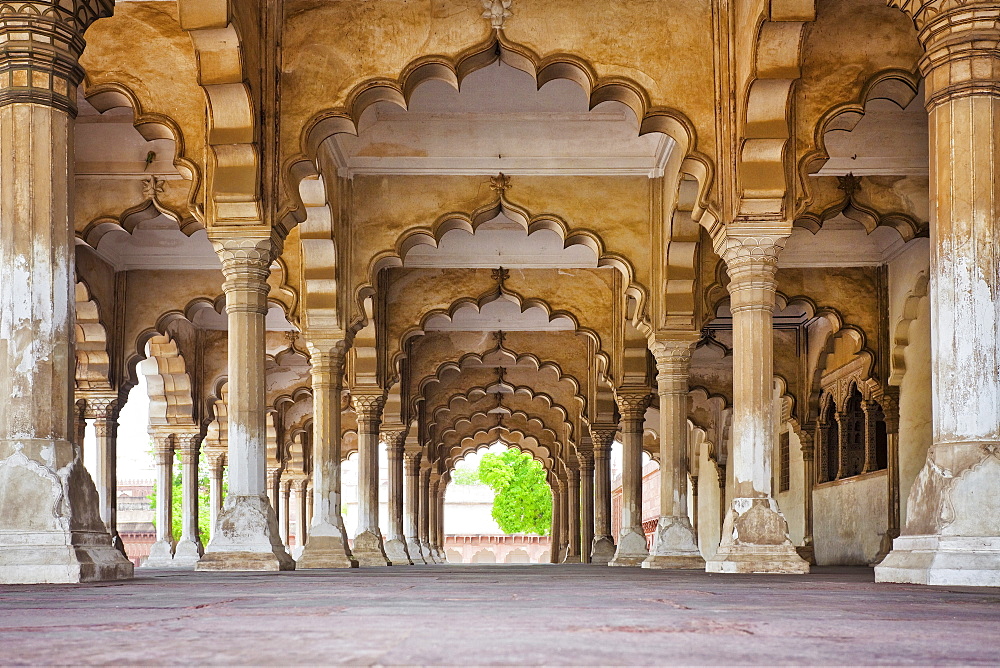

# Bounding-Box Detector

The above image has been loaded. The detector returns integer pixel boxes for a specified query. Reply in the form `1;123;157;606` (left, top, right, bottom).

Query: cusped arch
74;280;111;391
140;334;195;426
889;270;929;387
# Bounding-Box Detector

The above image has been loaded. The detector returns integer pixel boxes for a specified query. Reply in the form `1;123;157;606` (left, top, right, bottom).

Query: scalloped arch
74;279;111;392
889;270;929;387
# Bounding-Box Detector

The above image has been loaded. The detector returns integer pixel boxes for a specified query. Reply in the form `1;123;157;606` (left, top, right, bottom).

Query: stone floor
2;565;999;665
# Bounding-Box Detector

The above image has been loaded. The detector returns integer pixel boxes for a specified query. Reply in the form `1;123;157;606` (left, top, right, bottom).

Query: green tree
451;466;480;485
478;449;552;535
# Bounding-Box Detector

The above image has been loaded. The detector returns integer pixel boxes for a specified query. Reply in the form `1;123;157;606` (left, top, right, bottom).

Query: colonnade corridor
5;0;1000;664
3;565;1000;665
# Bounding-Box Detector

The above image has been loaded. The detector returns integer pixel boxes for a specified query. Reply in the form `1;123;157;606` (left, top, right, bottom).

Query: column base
383;537;413;565
196;495;294;571
869;532;895;567
141;539;176;568
353;530;391;566
0;444;134;584
406;538;426;564
796;543;817;566
298;522;358;568
171;538;204;568
110;531;127;559
705;498;809;574
642;516;705;570
0;531;134;584
874;535;1000;586
434;547;447;563
590;535;616;565
609;529;649;567
562;553;583;564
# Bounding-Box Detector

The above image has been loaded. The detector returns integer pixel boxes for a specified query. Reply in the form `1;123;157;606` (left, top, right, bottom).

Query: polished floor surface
2;564;999;665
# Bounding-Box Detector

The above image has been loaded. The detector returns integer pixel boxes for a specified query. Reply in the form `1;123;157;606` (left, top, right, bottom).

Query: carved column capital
352;392;386;433
174;430;203;463
615;390;653;425
382;429;407;453
576;449;595;473
799;429;816;462
307;340;347;390
650;334;699;395
212;237;275;316
890;1;1000;107
403;450;422;473
0;1;113;113
590;425;617;453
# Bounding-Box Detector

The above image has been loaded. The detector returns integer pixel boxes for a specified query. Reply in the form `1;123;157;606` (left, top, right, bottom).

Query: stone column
875;1;1000;586
74;401;88;461
383;430;412;565
0;0;133;585
306;481;314;527
403;451;425;563
873;392;901;565
87;396;124;555
418;465;433;562
549;477;562;564
563;467;582;563
718;464;727;527
207;453;225;541
590;427;617;564
172;431;204;567
266;467;282;517
436;474;448;563
578;448;595;563
351;392;391;566
690;476;699;535
298;342;355;568
294;478;309;550
145;432;176;568
428;471;443;563
798;431;817;565
644;335;704;569
610;390;653;567
279;479;291;548
198;238;292;571
706;233;808;574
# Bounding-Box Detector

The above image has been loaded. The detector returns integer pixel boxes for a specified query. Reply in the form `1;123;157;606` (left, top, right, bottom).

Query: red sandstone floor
1;565;999;665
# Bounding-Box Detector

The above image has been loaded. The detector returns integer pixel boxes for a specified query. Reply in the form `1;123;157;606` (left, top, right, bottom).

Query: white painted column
87;396;124;555
382;430;412;564
279;479;291;548
198;238;292;571
0;1;131;584
590;427;617;564
296;478;309;551
404;450;425;563
644;334;704;569
610;391;652;567
207;453;225;542
173;431;204;566
145;432;176;568
877;0;1000;586
298;342;355;568
578;446;595;563
706;232;808;574
352;392;391;566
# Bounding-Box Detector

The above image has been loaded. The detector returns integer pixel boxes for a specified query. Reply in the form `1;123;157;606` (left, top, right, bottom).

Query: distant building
117;480;155;566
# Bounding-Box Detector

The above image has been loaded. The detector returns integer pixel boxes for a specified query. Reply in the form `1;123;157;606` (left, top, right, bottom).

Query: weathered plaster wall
813;471;888;565
774;425;805;546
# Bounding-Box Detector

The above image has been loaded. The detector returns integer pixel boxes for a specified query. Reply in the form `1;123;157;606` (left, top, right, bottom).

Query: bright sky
82;374;156;482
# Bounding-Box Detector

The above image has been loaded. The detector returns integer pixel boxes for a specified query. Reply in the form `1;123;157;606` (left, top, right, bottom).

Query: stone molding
650;336;698;395
0;1;113;113
213;238;274;316
890;1;1000;107
352;392;387;432
615;390;652;424
382;429;407;452
590;427;617;452
307;342;347;391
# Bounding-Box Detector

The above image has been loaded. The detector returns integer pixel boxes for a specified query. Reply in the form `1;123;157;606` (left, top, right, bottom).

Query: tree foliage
451;466;481;485
149;451;222;542
478;449;552;535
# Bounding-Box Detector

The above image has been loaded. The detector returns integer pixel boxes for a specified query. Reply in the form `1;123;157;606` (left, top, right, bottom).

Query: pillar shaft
609;391;652;567
428;474;441;563
352;392;390;566
563;469;581;562
296;479;309;549
382;430;412;565
198;239;292;571
145;434;176;567
207;455;225;542
280;481;291;547
875;6;1000;581
549;481;562;564
173;432;204;566
644;335;704;569
578;450;595;563
0;2;131;584
404;452;425;563
590;427;617;564
298;342;355;568
418;467;432;562
706;233;808;574
86;396;124;554
799;432;817;565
